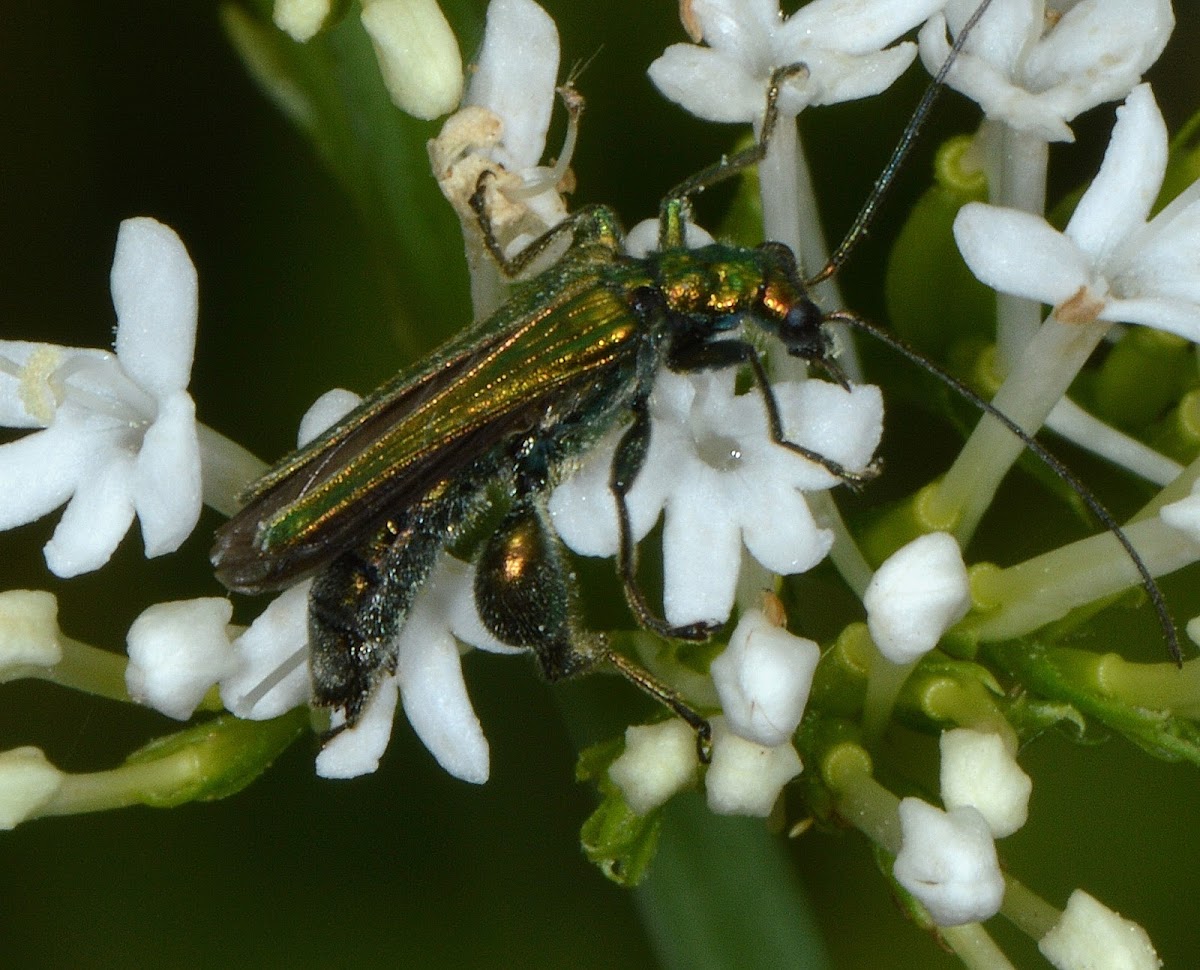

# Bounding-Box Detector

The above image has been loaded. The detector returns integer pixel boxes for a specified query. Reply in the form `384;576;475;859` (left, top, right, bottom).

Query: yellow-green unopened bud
0;747;64;829
360;0;463;120
273;0;333;41
0;589;62;678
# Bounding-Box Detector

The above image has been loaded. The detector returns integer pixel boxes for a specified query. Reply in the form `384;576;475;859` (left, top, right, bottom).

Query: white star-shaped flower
893;797;1005;927
0;217;202;577
648;0;945;123
549;367;882;628
954;84;1200;342
919;0;1173;142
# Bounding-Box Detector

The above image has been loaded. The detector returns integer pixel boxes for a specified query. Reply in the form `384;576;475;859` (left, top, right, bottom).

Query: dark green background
2;2;1199;967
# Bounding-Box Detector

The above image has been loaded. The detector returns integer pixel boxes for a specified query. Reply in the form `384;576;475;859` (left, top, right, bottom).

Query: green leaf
884;136;994;359
635;793;830;970
219;1;473;350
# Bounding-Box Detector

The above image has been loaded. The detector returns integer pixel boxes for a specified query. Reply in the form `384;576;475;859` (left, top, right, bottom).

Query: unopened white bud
1039;890;1161;970
705;717;801;817
609;719;699;815
940;728;1032;838
864;532;970;664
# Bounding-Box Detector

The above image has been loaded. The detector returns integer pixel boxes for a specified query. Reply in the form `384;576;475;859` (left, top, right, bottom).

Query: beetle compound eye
780;301;826;358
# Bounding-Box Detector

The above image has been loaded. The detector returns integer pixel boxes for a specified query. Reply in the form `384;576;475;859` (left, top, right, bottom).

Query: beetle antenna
827;310;1181;664
807;0;996;286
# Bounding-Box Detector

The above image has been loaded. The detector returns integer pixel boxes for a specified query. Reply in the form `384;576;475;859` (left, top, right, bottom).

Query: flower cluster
3;0;1199;966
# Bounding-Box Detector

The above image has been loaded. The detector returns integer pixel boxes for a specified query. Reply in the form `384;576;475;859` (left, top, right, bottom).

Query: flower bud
360;0;463;120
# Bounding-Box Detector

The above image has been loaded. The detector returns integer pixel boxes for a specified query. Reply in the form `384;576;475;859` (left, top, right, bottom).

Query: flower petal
648;45;766;123
298;388;361;446
805;45;917;106
396;605;490;783
1023;0;1173;111
43;452;136;577
704;716;802;817
661;471;743;626
691;0;777;57
1100;296;1200;342
465;0;559;170
863;532;970;664
222;582;312;720
954;203;1090;305
781;0;942;56
0;421;96;531
710;610;819;747
110;218;198;398
316;673;399;779
134;391;202;556
893;799;1004;926
740;482;830;575
1066;85;1166;265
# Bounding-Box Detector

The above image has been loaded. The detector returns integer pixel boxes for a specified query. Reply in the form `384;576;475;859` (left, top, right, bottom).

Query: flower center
695;431;744;472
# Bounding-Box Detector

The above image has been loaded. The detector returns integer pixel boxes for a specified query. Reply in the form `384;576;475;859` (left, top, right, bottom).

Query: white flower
0;747;64;830
863;532;970;664
649;0;945;123
428;0;566;257
549;368;882;627
1039;890;1161;970
893;797;1005;927
919;0;1173;142
939;728;1032;838
955;84;1200;342
125;598;237;721
709;609;820;747
0;217;202;577
704;716;802;817
608;719;700;815
359;0;463;120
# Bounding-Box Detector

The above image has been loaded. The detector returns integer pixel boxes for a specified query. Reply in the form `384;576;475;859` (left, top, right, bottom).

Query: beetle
212;1;1176;749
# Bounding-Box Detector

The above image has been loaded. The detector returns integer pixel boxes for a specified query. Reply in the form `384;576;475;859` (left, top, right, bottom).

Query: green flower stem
901;665;1017;751
1000;874;1061;941
939;924;1018;970
1088;652;1200;716
37;710;307;819
861;648;915;744
198;422;268;517
926;314;1107;545
962;515;1199;644
820;741;900;853
990;126;1049;370
43;635;131;703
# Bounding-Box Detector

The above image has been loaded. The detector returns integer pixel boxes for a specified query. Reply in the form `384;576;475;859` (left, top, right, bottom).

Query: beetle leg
657;63;806;249
469;183;625;278
668;337;878;490
475;499;711;756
